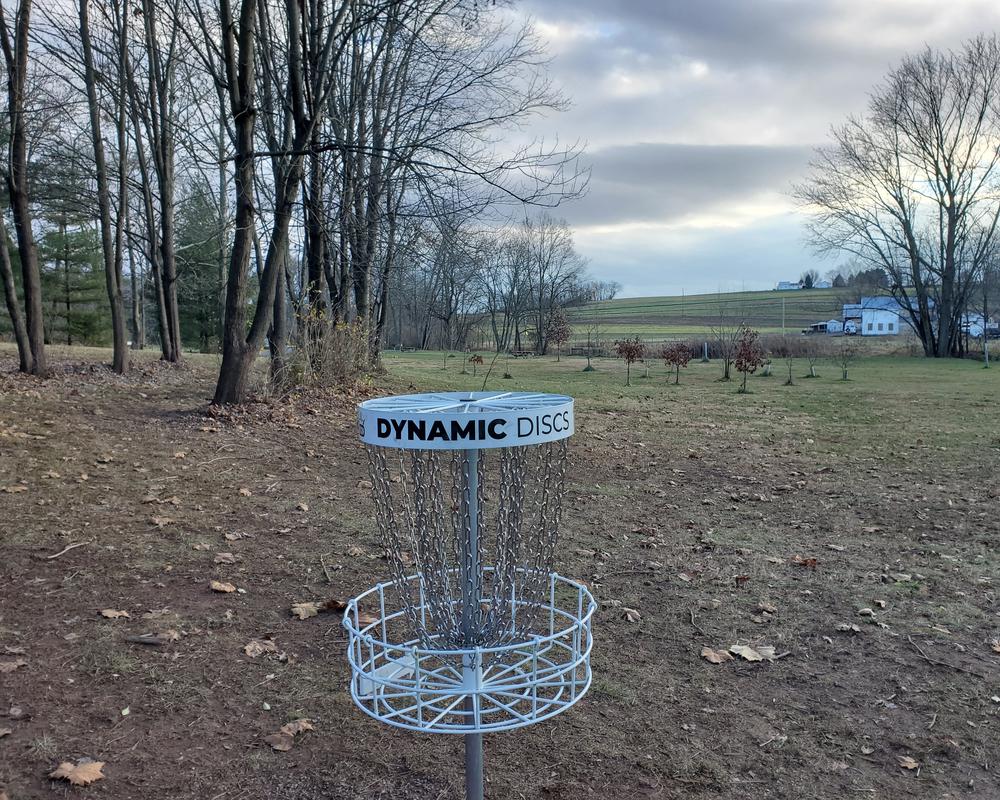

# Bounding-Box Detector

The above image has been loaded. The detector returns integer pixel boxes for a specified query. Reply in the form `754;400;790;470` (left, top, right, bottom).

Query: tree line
0;0;590;402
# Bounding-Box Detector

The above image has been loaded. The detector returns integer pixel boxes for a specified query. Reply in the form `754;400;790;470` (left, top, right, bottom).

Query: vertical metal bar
462;447;484;800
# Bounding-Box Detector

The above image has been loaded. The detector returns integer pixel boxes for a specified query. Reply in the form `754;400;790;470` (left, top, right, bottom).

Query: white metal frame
343;571;595;734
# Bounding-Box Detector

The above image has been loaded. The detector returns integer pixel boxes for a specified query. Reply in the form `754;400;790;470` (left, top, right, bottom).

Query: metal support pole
462;448;484;800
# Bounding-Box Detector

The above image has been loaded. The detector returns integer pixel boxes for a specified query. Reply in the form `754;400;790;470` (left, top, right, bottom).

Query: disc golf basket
345;392;595;800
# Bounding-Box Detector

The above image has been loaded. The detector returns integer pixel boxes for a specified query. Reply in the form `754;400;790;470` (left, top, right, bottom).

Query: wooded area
0;0;602;403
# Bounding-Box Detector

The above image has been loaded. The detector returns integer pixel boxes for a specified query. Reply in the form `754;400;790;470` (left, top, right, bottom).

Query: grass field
1;344;999;799
564;287;845;342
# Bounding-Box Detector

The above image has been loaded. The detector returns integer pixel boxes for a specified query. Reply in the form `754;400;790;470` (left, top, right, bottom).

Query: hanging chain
365;441;566;649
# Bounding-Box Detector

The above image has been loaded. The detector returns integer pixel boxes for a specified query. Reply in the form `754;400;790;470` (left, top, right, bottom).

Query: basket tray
343;572;595;734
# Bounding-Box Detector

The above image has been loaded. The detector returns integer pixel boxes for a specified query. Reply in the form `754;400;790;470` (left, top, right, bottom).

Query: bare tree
711;297;745;381
0;0;45;374
797;36;1000;358
79;0;129;373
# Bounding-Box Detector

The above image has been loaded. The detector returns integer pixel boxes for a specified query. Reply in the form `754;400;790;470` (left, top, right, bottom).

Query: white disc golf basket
344;392;595;800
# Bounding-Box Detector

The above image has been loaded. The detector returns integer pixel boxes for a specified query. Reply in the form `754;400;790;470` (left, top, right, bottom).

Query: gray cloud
570;142;812;226
508;0;1000;293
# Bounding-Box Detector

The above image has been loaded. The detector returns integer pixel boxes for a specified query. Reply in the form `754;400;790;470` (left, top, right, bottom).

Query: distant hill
566;287;844;342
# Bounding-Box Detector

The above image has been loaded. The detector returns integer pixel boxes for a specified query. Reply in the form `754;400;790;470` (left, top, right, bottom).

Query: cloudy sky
512;0;1000;297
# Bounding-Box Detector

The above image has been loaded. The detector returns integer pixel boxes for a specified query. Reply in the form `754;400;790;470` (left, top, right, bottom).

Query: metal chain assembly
365;440;567;649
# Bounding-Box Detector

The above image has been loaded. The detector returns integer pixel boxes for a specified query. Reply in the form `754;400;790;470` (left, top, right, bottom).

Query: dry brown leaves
0;659;28;674
700;647;733;664
730;644;777;662
897;755;920;770
621;607;641;623
149;516;175;528
209;580;237;593
991;639;1000;654
100;609;130;619
790;555;818;569
213;552;237;565
290;598;347;620
49;760;106;786
244;638;278;658
0;727;12;737
264;719;314;752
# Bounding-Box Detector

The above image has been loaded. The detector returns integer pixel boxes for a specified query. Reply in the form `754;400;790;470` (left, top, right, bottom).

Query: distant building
962;313;999;338
842;296;925;336
804;319;843;335
776;281;800;291
813;279;832;289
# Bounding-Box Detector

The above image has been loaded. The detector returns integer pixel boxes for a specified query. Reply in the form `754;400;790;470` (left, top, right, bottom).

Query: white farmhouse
842;296;921;336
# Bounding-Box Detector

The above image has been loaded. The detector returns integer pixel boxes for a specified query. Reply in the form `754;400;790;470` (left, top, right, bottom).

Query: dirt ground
1;348;999;799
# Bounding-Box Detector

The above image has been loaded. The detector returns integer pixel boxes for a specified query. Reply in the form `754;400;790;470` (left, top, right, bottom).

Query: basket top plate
358;392;574;450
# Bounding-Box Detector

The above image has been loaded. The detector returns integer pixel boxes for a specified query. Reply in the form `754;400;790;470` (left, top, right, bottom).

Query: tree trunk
0;0;45;375
80;0;128;374
0;210;30;371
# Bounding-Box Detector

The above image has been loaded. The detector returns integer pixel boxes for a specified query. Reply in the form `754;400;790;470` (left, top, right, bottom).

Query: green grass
564;287;845;341
381;349;1000;466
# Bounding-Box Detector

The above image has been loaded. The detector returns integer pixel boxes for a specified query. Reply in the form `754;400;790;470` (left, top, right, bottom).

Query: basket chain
365;442;566;649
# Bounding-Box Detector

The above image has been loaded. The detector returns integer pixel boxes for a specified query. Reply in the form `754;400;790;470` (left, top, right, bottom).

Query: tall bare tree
797;36;1000;357
0;0;44;374
79;0;129;373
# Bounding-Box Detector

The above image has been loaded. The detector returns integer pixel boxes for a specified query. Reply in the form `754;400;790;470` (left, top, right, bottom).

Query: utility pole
782;297;786;335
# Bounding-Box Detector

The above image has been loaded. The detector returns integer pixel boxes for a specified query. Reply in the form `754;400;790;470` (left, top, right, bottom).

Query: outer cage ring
343;572;596;734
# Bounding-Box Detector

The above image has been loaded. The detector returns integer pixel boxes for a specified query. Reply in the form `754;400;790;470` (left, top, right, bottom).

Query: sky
511;0;1000;297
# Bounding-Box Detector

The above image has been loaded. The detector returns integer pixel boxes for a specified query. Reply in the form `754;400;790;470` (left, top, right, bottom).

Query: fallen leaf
192;543;211;551
622;607;641;623
42;470;61;479
279;718;314;736
238;487;252;497
209;580;237;593
296;502;309;512
0;726;12;737
790;555;818;569
3;485;27;494
345;545;365;557
836;623;862;633
173;451;187;459
991;640;1000;654
264;732;294;752
49;760;106;786
355;609;379;627
244;638;278;658
729;644;777;662
149;516;174;528
160;629;182;642
291;602;320;620
897;755;920;770
214;552;237;565
100;609;130;619
757;601;778;614
0;659;28;673
356;479;373;490
700;647;733;664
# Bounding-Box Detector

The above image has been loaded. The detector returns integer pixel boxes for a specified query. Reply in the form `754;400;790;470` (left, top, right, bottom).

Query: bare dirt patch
1;351;998;799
